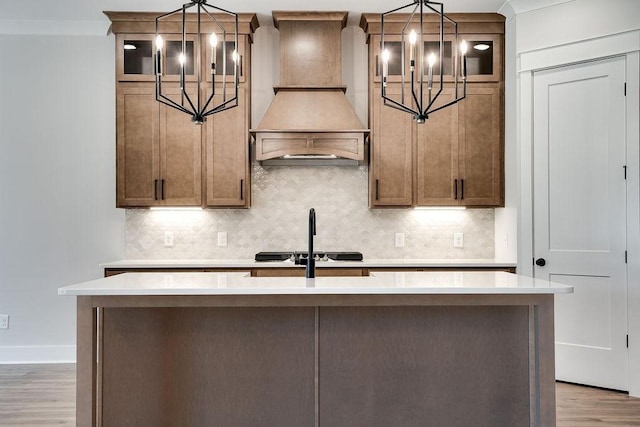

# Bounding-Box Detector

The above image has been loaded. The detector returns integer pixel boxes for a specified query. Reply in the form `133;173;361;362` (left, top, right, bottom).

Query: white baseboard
0;345;76;364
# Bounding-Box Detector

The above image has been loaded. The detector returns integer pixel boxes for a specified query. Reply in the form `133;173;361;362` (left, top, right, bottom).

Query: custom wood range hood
252;11;369;165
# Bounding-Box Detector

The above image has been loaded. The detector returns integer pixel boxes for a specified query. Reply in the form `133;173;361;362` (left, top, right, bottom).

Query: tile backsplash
125;165;495;259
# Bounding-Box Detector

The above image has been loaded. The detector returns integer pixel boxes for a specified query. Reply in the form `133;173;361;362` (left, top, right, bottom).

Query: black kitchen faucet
306;208;316;279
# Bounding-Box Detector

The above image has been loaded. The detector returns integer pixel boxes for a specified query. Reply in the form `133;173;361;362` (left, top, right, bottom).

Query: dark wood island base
75;292;556;427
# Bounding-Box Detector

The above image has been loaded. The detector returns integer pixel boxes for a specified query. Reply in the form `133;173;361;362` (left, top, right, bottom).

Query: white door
532;56;628;390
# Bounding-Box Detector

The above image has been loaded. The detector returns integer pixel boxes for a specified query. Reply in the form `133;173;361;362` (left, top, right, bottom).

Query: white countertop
59;271;572;296
101;258;516;269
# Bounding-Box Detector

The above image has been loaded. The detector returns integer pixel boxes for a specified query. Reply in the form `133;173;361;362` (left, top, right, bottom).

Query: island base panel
100;307;316;427
319;305;530;426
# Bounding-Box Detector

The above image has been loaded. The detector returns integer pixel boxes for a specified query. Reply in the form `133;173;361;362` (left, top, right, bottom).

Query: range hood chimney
252;11;369;164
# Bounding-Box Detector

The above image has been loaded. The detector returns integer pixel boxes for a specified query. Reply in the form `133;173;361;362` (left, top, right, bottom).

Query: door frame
517;31;640;395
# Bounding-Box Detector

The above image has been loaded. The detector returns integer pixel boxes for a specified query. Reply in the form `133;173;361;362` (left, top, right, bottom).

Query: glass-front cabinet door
204;36;247;84
458;34;502;82
117;34;197;82
371;33;502;84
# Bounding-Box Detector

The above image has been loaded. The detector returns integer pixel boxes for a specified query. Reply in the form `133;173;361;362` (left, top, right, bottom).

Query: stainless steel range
255;252;363;264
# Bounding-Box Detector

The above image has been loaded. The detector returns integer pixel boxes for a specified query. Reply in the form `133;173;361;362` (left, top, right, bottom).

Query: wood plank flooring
0;364;75;426
0;364;639;426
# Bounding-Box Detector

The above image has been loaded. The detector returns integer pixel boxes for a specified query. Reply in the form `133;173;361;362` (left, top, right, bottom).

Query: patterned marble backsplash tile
126;165;495;259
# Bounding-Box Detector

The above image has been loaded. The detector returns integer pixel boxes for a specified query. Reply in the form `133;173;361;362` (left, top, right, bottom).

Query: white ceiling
0;0;578;36
0;0;511;28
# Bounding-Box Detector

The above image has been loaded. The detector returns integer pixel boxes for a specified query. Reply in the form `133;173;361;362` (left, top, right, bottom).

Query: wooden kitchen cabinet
205;86;250;207
116;83;202;207
361;13;505;208
106;12;258;208
456;84;503;206
416;84;503;206
370;85;413;207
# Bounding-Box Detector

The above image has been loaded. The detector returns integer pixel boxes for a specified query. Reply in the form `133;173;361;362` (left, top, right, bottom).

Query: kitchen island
59;271;571;427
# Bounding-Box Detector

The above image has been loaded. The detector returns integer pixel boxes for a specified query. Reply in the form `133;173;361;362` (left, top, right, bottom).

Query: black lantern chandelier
155;0;239;124
381;0;467;123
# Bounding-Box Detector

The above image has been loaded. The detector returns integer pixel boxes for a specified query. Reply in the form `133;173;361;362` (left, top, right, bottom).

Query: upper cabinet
361;13;505;208
116;84;202;207
105;12;258;208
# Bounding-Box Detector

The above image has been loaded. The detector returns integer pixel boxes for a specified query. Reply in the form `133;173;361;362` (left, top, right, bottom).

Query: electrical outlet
453;232;464;248
164;231;174;247
217;231;227;247
394;232;405;248
0;315;9;329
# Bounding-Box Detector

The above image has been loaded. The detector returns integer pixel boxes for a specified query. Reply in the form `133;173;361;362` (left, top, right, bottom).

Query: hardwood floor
0;364;75;426
0;364;639;426
557;381;640;426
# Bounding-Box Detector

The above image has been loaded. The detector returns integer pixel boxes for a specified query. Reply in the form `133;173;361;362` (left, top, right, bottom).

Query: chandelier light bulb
382;49;390;64
460;40;468;55
232;50;239;62
179;52;186;66
409;29;417;46
428;52;437;67
209;32;218;47
155;35;164;50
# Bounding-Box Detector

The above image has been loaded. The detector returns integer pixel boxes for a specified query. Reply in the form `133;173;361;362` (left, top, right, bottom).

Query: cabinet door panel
458;85;503;206
370;85;413;207
159;86;203;206
205;87;249;207
116;85;159;207
416;87;459;206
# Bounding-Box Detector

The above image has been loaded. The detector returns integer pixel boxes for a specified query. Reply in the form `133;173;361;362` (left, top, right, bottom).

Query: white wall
0;35;125;363
510;0;640;396
515;0;640;54
494;4;518;264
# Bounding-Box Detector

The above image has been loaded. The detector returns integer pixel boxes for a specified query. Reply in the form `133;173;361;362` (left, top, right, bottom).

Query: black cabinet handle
161;179;165;200
154;179;158;200
454;179;458;200
535;258;546;267
240;179;244;201
461;179;464;200
375;179;380;200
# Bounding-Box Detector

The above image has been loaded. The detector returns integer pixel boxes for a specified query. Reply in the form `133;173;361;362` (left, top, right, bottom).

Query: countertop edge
59;271;572;296
100;259;518;269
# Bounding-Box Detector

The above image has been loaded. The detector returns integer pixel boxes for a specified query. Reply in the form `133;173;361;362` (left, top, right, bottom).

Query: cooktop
255;251;363;263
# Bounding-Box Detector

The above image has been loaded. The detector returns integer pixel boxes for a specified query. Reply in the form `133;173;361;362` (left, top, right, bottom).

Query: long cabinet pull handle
240;179;244;201
154;179;158;200
161;179;165;200
375;179;380;200
461;179;464;200
454;179;458;200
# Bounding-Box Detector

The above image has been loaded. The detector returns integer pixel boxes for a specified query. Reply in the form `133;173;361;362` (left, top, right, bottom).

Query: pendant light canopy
155;0;239;124
381;0;467;123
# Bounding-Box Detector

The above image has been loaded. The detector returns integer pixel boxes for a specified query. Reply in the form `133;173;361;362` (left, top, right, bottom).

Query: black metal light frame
155;0;239;124
381;0;466;123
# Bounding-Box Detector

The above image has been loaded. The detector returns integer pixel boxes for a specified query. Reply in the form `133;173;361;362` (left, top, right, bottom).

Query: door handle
535;258;546;267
